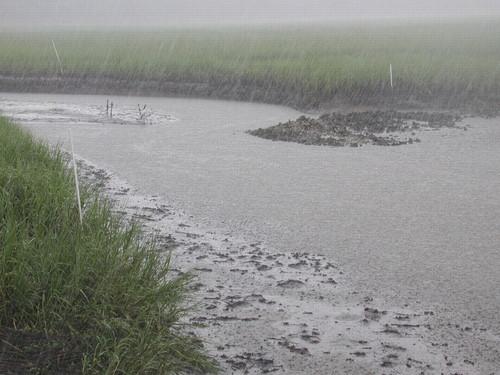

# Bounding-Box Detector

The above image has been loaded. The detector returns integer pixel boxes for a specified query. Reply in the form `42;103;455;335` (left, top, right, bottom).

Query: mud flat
75;159;485;375
248;111;466;147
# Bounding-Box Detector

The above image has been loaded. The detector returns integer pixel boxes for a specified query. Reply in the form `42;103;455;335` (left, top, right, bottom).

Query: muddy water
1;93;500;354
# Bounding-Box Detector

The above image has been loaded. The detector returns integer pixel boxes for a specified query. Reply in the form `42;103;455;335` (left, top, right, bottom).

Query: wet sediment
75;158;486;375
248;110;467;147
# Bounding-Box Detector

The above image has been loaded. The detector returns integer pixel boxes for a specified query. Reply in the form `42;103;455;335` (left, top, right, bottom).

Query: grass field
0;117;215;374
1;19;499;108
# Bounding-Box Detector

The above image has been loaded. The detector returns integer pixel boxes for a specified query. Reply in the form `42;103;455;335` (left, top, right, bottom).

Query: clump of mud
248;111;464;147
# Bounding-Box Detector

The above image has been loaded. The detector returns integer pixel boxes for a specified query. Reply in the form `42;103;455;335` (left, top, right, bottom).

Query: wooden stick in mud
51;39;64;75
389;63;394;89
69;129;83;225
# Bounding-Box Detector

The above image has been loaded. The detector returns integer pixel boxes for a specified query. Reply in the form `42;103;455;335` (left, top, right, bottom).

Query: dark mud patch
248;110;465;147
0;328;82;374
277;279;305;289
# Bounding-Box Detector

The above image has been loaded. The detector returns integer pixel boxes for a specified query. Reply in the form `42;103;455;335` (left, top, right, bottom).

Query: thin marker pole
389;63;394;89
51;39;64;75
69;129;83;225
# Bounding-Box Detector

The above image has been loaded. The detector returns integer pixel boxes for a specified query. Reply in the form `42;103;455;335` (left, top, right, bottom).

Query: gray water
2;92;499;335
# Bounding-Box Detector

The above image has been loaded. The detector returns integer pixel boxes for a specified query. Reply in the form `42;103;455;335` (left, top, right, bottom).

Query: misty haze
2;0;500;28
0;1;499;374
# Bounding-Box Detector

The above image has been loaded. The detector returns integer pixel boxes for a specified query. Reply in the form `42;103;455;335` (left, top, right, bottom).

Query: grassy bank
0;117;215;374
1;19;499;110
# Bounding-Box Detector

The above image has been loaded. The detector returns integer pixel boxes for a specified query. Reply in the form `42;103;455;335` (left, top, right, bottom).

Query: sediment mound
248;111;463;147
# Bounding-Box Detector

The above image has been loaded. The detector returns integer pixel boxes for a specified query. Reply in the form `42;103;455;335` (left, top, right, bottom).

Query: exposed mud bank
1;73;498;115
248;111;467;147
72;157;487;375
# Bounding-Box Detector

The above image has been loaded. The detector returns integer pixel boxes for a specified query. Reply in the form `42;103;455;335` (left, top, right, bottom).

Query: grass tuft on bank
0;117;216;374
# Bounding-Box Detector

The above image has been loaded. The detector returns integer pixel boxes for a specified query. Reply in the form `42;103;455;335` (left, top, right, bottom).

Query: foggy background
2;0;500;30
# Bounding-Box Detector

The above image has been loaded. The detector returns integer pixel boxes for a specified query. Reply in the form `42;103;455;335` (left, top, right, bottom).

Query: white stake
389;63;394;89
69;129;83;225
51;39;64;75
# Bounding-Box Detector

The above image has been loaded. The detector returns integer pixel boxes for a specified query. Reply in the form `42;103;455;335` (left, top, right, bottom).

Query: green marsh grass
0;117;216;374
1;19;500;106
